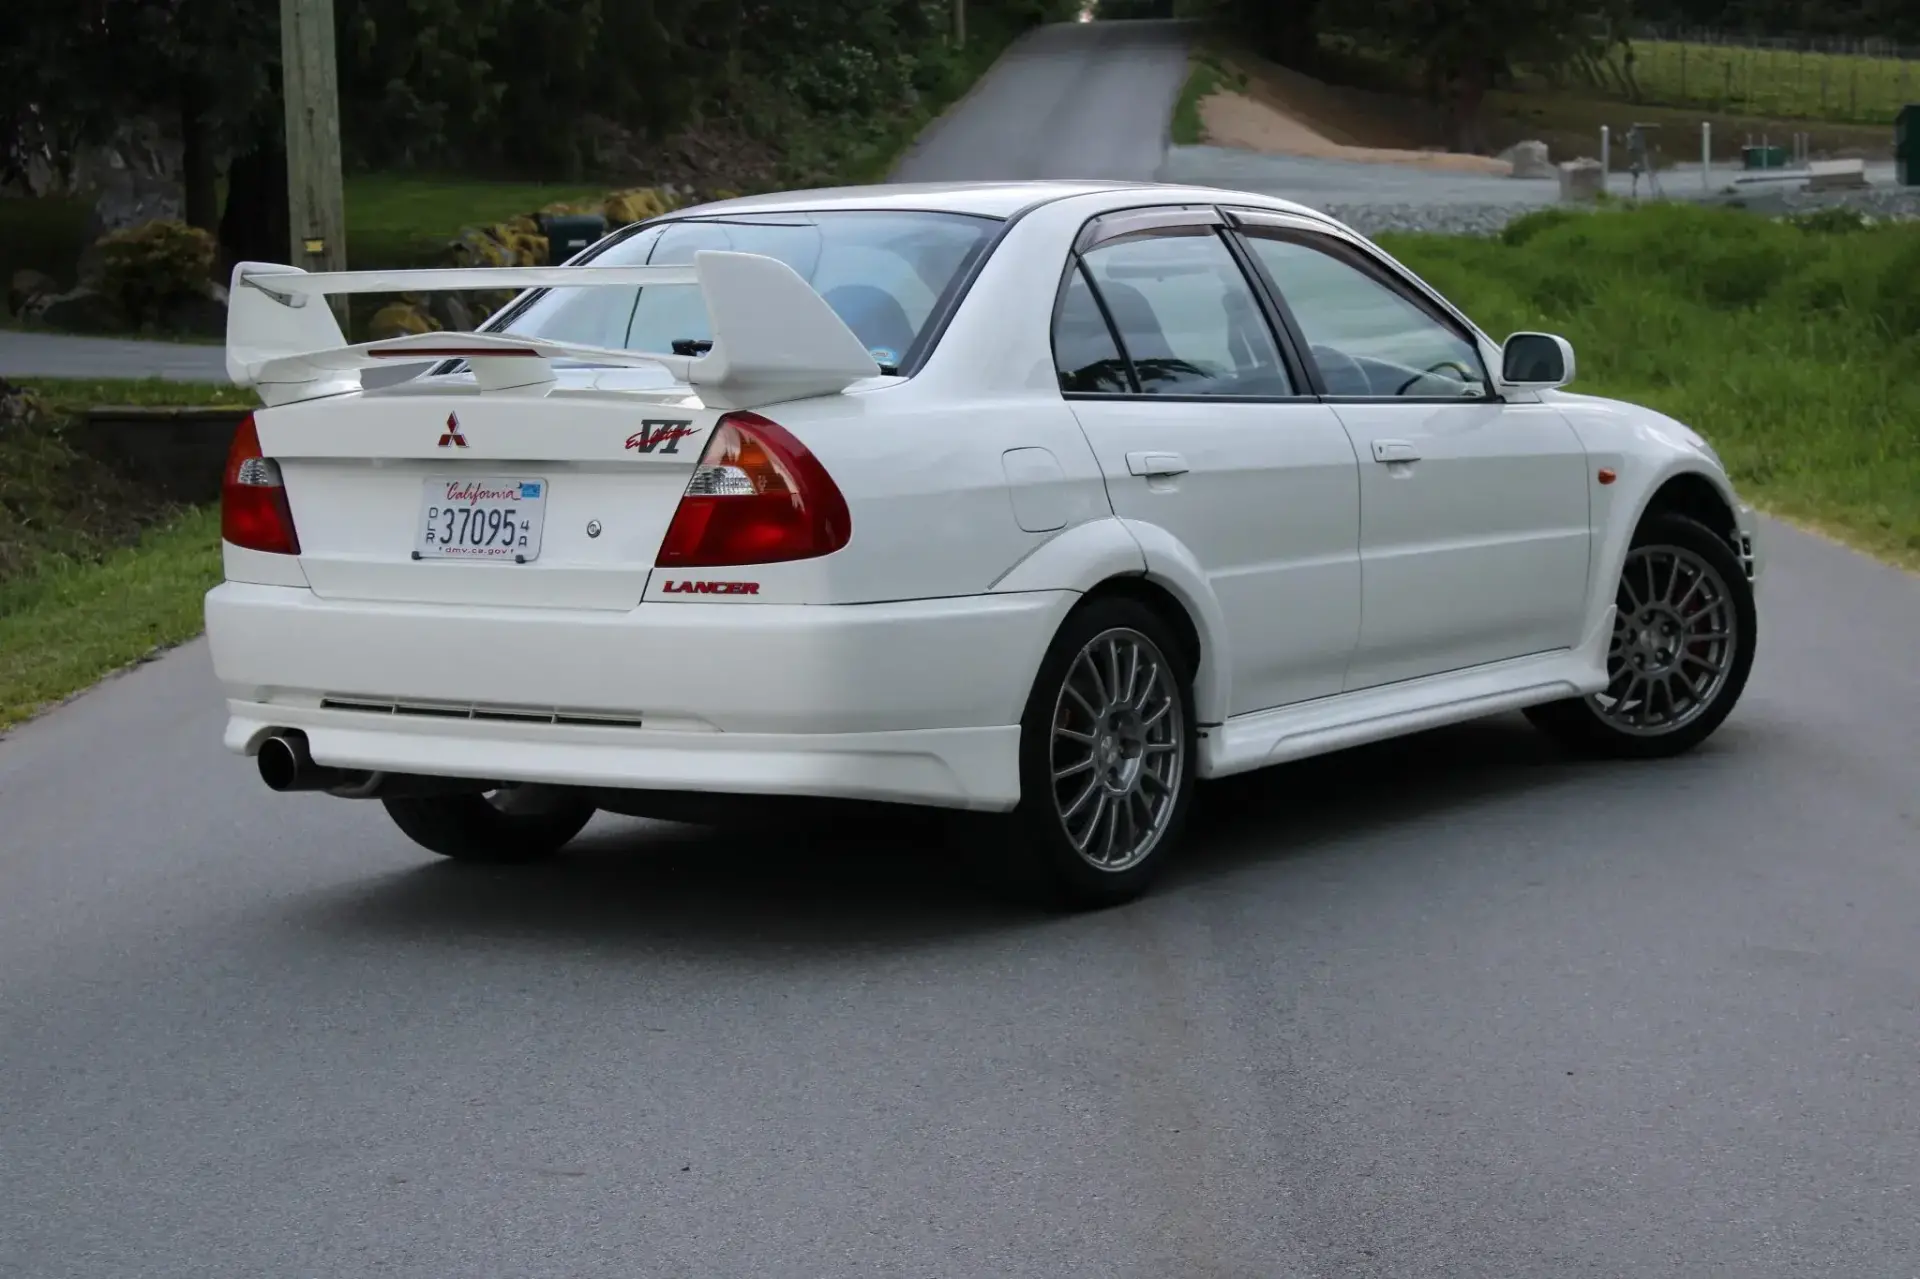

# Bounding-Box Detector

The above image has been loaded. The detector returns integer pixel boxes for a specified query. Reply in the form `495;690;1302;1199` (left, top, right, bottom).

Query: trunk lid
254;378;719;610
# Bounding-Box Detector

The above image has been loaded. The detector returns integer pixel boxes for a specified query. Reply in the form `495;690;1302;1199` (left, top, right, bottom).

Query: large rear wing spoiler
226;251;883;409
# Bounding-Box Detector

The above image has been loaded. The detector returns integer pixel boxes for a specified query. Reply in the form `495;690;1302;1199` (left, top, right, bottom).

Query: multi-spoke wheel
1527;512;1756;759
383;786;596;864
1005;597;1196;909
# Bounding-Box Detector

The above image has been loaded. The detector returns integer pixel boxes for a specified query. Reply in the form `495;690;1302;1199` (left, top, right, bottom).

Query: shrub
94;220;217;329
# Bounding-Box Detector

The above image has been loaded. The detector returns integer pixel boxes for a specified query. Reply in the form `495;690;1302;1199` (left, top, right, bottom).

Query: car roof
666;179;1330;223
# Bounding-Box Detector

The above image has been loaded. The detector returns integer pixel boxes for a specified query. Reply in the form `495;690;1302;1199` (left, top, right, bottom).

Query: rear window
498;210;1000;373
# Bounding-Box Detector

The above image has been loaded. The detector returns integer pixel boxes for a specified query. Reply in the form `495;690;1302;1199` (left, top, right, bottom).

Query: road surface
5;19;1920;1279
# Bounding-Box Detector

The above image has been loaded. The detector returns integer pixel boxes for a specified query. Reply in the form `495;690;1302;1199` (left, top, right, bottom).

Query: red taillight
655;412;851;568
220;413;301;555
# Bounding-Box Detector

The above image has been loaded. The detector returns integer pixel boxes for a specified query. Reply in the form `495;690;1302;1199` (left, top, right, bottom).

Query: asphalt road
890;18;1193;182
6;19;1920;1279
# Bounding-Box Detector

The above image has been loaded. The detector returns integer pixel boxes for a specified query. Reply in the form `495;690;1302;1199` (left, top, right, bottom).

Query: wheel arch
1640;470;1739;545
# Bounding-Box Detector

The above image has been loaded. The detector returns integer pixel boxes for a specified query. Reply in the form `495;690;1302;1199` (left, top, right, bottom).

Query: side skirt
1197;607;1614;780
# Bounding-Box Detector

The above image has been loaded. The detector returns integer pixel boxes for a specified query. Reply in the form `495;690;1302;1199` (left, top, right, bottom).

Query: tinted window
501;210;999;372
1244;233;1489;398
1053;263;1131;393
1080;229;1292;397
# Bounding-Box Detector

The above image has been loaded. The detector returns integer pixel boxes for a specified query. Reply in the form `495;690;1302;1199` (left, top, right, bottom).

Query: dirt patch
1195;89;1515;175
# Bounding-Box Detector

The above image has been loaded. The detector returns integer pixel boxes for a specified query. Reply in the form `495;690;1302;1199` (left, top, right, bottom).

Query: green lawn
0;507;222;730
0;379;249;729
344;174;608;268
1602;38;1920;127
1381;202;1920;570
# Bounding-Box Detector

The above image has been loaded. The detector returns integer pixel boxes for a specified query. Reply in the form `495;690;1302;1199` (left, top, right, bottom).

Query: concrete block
1805;158;1869;191
1558;158;1605;202
1500;140;1555;179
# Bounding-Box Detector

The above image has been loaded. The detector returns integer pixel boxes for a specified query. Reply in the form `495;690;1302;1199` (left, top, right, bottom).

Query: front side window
1242;232;1490;399
499;210;1000;372
1078;228;1293;397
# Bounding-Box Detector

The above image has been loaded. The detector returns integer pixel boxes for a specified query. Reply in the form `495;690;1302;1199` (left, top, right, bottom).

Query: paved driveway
4;19;1918;1278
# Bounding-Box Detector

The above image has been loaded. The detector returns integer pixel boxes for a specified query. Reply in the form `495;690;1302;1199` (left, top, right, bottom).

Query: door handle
1127;450;1189;478
1372;439;1421;463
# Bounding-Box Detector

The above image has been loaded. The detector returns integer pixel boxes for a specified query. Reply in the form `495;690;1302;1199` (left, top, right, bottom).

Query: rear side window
1053;263;1131;393
501;210;999;373
1077;229;1293;397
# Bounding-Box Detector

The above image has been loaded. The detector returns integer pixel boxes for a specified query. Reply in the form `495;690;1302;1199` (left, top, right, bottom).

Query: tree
1338;0;1615;150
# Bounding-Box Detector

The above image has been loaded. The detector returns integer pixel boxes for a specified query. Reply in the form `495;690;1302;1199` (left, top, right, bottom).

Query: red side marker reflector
1597;468;1618;485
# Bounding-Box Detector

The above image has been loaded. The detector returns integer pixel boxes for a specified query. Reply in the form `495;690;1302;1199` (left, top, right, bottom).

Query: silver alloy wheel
1592;542;1740;736
1048;627;1185;873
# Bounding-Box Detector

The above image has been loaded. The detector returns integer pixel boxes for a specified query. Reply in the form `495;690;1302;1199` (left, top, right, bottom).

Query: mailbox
538;213;609;265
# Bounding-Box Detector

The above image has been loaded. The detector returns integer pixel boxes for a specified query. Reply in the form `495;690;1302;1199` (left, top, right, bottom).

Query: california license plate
416;477;547;562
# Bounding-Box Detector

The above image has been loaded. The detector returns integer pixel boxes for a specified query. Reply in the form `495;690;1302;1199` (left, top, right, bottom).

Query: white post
1702;121;1712;191
1600;126;1610;184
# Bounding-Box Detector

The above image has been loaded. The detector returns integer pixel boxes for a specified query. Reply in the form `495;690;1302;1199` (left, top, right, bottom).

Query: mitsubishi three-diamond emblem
438;412;468;448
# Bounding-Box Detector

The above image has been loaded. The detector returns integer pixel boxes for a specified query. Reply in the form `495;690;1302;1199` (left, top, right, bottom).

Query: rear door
1055;208;1362;716
255;380;718;610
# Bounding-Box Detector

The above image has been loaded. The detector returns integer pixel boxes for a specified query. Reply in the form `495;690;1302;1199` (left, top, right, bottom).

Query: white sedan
207;179;1760;908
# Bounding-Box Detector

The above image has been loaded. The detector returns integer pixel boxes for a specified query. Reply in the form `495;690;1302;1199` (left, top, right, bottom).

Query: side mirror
1501;332;1575;388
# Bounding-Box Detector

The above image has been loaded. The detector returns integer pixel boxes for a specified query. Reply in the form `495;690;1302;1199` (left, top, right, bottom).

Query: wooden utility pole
280;0;348;325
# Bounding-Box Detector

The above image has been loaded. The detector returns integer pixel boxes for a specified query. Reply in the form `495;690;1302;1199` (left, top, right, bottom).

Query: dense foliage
2;0;1075;254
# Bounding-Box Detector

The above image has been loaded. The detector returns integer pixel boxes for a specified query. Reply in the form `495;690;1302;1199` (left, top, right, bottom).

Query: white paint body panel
1330;399;1593;689
1068;399;1361;714
205;180;1760;813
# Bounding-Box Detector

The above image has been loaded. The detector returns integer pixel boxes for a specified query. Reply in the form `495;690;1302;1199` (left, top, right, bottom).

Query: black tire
1526;511;1756;759
382;786;596;864
994;595;1198;910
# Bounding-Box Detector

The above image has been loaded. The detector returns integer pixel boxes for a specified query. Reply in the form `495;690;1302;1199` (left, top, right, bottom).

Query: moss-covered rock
603;186;677;226
368;301;441;340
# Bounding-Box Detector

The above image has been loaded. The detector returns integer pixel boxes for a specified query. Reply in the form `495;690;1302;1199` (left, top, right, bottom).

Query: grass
1378;202;1920;570
0;508;222;730
0;378;247;729
1171;49;1249;145
1304;35;1897;159
1596;38;1920;127
344;174;609;269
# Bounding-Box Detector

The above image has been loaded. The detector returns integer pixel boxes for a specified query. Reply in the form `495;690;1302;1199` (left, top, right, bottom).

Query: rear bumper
206;583;1075;811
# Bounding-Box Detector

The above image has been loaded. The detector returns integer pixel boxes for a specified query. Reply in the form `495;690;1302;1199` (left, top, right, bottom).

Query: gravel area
1163;141;1920;236
1322;185;1920;237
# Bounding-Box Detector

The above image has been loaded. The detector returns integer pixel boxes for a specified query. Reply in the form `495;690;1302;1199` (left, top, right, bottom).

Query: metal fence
1576;26;1920;124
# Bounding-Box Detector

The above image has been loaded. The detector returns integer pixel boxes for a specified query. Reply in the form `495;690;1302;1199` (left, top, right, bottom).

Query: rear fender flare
990;517;1146;595
1115;519;1232;725
990;517;1230;724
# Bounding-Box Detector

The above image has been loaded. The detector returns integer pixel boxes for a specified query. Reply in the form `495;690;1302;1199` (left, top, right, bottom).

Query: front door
1232;216;1594;691
1052;210;1363;715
